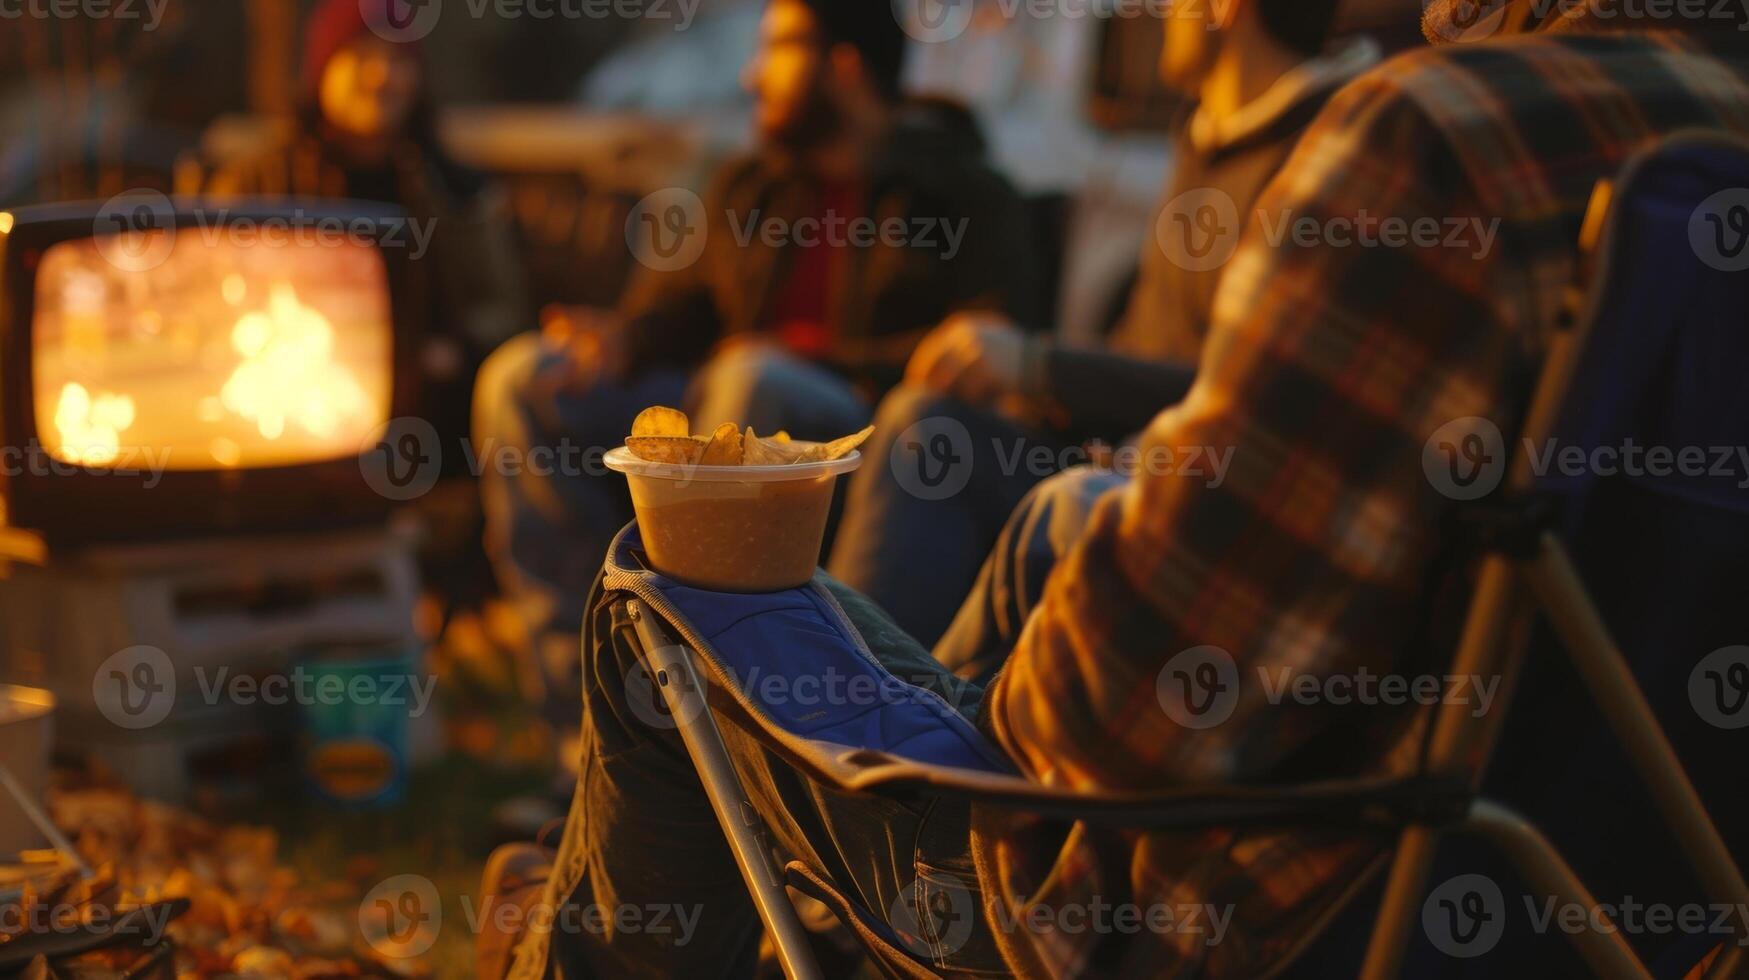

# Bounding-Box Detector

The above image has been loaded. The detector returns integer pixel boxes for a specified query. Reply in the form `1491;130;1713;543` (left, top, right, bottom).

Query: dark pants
827;385;1071;648
513;469;1125;978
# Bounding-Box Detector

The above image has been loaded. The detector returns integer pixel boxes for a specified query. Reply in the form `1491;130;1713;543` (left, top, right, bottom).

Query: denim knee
688;345;789;424
871;384;962;432
472;331;546;444
1027;465;1125;508
1013;466;1128;547
690;345;867;437
861;384;968;462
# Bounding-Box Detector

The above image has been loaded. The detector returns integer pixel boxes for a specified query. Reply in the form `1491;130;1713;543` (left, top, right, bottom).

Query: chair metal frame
621;134;1749;980
1361;135;1749;980
630;606;827;980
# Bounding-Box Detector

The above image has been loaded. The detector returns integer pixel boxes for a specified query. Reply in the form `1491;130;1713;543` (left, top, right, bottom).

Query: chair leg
1701;940;1746;980
1524;534;1749;929
1462;800;1651;980
1359;554;1532;980
1358;825;1443;980
628;601;825;980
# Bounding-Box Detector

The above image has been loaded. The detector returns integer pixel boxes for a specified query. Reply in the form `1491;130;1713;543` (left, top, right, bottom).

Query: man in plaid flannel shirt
501;4;1749;978
973;3;1749;975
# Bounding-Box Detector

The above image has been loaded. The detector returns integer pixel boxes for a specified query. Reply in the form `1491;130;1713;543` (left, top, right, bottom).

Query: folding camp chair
608;131;1749;979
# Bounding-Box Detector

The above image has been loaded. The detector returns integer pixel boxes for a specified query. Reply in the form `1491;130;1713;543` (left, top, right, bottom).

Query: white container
604;447;861;592
0;685;55;855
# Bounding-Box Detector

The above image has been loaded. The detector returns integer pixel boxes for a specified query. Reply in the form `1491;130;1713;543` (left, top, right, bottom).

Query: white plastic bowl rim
604;445;862;483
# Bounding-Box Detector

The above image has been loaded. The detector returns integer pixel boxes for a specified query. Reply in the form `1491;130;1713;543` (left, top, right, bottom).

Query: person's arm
901;316;1196;440
1025;341;1197;440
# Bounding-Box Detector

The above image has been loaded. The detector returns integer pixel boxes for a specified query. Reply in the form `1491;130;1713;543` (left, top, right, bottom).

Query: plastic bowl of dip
604;446;862;593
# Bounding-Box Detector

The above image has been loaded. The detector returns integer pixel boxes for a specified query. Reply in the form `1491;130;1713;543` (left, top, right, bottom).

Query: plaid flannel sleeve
982;68;1533;792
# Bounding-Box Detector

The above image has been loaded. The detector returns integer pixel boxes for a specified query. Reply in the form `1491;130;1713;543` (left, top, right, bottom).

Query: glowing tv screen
30;229;394;471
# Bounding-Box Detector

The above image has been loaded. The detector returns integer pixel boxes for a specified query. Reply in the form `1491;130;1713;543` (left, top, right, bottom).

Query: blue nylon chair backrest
1479;134;1749;976
602;525;1014;776
1540;135;1749;519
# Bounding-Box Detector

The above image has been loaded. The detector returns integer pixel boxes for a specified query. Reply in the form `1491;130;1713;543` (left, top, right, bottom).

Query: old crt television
0;198;423;545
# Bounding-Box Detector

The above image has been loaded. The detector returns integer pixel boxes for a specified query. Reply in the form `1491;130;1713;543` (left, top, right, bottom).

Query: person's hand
904;312;1026;405
541;303;627;389
711;331;784;358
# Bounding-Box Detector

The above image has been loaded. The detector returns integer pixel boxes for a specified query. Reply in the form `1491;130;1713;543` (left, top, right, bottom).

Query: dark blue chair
1356;130;1749;979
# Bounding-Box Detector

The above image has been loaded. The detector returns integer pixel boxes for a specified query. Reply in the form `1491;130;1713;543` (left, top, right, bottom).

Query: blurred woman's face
319;37;422;140
743;0;829;145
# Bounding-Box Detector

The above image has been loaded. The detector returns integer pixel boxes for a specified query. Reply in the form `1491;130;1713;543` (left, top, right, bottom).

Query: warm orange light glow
220;283;371;442
52;382;136;465
31;232;392;470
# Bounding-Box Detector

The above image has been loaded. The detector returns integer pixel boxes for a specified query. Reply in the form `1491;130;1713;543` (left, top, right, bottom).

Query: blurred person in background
209;0;529;461
829;0;1377;648
474;0;1040;670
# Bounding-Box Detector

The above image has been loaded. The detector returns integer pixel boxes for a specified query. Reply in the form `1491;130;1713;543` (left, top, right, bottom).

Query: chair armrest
799;745;1468;830
625;597;1467;833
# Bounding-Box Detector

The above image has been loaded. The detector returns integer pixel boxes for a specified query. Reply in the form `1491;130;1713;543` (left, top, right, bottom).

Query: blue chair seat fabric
601;523;1014;775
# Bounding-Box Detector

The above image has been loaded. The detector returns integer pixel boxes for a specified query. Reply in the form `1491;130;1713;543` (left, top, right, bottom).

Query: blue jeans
828;386;1067;647
931;466;1128;684
475;337;870;657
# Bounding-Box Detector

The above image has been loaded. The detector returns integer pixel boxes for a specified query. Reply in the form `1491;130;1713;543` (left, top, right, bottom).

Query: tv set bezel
0;197;425;546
